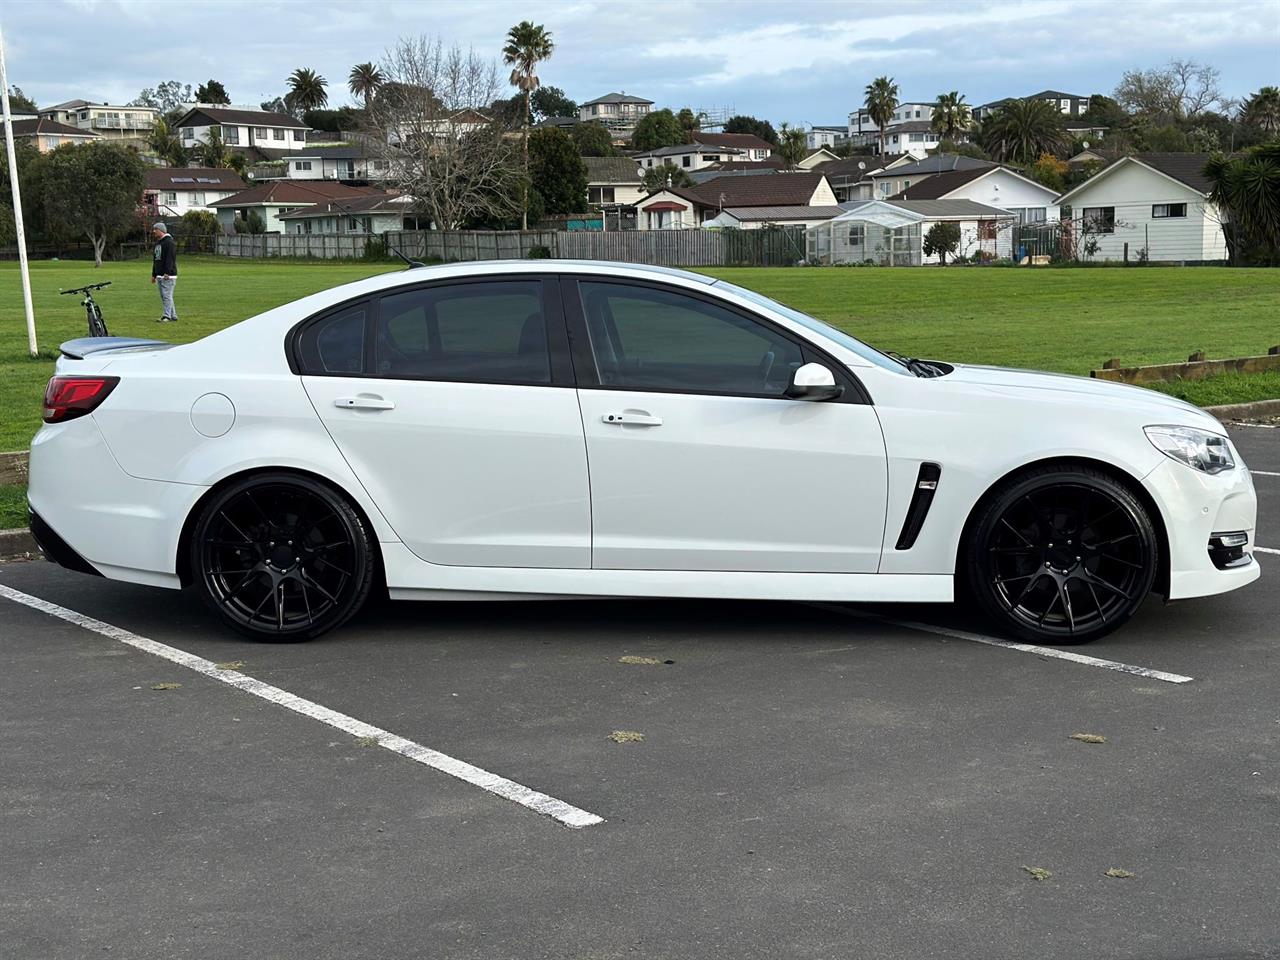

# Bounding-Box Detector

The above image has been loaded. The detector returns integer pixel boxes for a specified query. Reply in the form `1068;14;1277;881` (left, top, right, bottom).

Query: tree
200;127;232;168
529;127;587;215
938;139;989;160
641;163;694;193
724;115;778;146
39;142;146;266
348;62;384;108
147;117;186;165
979;98;1068;163
195;79;230;104
922;221;960;265
503;20;554;230
1027;152;1069;192
131;81;194;114
285;68;329;115
364;35;522;229
1081;94;1127;129
776;122;807;168
180;209;220;237
931;91;971;141
676;108;702;142
631;108;685;151
1240;87;1280;137
1205;143;1280;266
1115;59;1225;122
570;121;615;157
260;96;289;114
531;85;576;120
6;86;37;113
864;76;899;155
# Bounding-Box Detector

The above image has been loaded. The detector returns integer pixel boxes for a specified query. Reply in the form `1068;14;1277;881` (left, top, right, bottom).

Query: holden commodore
28;261;1259;643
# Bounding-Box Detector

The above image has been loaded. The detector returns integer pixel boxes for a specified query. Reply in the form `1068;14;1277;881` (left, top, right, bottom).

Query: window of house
681;155;691;168
588;187;616;204
293;130;306;141
847;224;865;245
891;134;899;143
1082;206;1116;233
302;220;312;234
163;191;177;205
372;159;388;170
189;192;204;206
704;154;720;162
1011;207;1047;224
295;161;312;171
223;126;240;144
273;128;285;140
978;220;997;240
576;281;803;397
1152;203;1187;218
182;126;194;140
375;280;551;384
909;133;924;142
254;127;268;139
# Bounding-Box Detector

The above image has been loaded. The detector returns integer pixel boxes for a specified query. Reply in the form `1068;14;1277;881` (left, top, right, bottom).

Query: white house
38;99;158;141
143;167;248;219
175;106;309;155
635;172;837;230
584;157;646;208
806;126;846;150
867;155;997;200
1054;154;1227;263
209;181;386;233
810;153;919;202
892;165;1061;223
703;205;845;230
279;144;396;183
578;93;653;140
813;199;1018;265
634;132;774;172
277;194;410;235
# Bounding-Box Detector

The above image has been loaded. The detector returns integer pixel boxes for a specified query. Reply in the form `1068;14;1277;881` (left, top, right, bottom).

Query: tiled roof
889;167;992;199
582;92;653;106
584;156;644;183
209;181;384;207
1131;153;1214;193
691;131;773;151
277;194;404;218
871;155;996;179
643;172;829;209
12;118;98;137
145;167;246;191
177;107;308;129
719;205;844;221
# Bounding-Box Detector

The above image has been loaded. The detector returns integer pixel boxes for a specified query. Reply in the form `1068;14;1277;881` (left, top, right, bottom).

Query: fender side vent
894;462;942;550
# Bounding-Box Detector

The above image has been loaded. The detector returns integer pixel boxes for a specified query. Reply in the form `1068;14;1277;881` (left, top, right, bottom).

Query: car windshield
710;280;913;375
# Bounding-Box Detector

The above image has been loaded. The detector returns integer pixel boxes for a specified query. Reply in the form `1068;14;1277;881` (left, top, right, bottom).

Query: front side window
577;282;803;397
298;303;366;375
375;281;551;384
1083;206;1116;233
1152;203;1187;218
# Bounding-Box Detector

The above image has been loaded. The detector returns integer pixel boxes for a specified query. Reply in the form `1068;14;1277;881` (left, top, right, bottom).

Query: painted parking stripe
1256;546;1280;555
1252;470;1280;477
0;584;604;829
809;603;1193;684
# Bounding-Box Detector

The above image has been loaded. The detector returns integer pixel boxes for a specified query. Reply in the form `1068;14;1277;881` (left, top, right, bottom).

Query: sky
3;0;1277;123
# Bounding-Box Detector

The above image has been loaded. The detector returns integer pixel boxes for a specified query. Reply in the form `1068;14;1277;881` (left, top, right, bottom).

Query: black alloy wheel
966;466;1158;644
191;473;374;641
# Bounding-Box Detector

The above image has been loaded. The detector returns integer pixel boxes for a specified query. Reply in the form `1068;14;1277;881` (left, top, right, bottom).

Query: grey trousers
157;276;177;319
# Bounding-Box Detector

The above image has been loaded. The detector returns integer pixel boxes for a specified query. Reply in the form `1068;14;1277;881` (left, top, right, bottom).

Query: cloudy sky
4;0;1277;121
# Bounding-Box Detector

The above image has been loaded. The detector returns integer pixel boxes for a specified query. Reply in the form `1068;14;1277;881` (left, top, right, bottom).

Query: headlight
1144;425;1235;474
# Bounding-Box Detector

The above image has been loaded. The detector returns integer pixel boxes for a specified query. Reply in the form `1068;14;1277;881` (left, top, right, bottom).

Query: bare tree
1114;59;1225;121
364;36;522;229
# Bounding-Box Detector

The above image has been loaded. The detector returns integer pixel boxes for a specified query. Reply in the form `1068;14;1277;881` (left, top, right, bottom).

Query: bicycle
60;282;112;338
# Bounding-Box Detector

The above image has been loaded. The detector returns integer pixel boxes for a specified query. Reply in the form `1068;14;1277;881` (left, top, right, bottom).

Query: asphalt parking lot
2;425;1278;960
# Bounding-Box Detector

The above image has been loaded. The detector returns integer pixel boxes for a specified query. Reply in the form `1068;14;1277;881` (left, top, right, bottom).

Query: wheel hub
1044;539;1080;574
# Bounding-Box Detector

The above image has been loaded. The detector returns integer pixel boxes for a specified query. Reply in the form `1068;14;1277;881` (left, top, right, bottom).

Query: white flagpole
0;24;37;356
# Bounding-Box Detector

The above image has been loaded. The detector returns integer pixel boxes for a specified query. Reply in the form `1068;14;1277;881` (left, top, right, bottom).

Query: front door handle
334;396;395;411
602;411;662;426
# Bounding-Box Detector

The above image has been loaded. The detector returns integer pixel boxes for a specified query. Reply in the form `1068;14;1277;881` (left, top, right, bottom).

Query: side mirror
785;362;844;401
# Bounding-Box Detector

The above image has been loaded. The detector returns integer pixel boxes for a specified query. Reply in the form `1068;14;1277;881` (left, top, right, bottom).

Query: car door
298;276;591;569
565;277;888;573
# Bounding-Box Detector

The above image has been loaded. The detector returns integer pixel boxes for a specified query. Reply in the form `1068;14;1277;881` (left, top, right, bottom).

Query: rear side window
297;302;366;375
375;280;551;384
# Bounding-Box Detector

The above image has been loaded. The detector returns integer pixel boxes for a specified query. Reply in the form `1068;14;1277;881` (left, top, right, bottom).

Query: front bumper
1142;457;1261;600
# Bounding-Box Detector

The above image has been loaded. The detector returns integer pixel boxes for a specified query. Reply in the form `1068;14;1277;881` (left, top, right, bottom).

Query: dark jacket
152;234;177;277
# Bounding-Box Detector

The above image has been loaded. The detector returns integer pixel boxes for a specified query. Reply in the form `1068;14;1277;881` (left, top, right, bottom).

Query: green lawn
2;259;1278;530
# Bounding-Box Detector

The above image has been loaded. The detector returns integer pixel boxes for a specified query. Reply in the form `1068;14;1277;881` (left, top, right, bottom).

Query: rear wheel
190;473;374;641
965;466;1158;644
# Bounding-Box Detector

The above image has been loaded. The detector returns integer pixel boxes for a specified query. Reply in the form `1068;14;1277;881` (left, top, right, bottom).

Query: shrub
526;244;552;259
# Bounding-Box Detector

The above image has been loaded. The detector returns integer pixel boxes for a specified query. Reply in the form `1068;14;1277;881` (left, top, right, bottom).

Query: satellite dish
857;161;866;170
1082;140;1090;150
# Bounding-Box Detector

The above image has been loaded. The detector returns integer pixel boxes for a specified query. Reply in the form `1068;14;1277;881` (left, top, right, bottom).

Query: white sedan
29;261;1259;643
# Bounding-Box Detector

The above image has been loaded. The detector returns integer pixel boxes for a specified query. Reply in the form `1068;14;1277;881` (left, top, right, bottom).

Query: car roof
343;259;717;298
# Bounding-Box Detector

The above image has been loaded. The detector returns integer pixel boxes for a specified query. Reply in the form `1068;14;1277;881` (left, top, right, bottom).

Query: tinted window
375;281;550;384
578;282;803;396
298;303;366;375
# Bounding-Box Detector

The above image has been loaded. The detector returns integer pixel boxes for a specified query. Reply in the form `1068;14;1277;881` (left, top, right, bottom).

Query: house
584;157;646;208
175;106;309;157
635;172;837;230
143;167;248;220
9;117;99;152
809;154;916;202
577;93;653;140
877;120;972;155
277;142;396;183
703;205;845;230
866;154;996;199
798;148;840;169
208;180;385;233
815;199;1019;265
1053;154;1227;263
38;99;158;141
634;132;774;172
805;126;846;150
276;194;410;235
846;100;945;150
890;165;1061;223
973;90;1092;123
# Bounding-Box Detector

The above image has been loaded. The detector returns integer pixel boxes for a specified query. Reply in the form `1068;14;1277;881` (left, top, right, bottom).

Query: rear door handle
334;396;395;411
602;412;662;426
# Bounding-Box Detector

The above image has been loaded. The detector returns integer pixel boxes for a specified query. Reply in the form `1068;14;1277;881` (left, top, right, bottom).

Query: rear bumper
28;507;101;577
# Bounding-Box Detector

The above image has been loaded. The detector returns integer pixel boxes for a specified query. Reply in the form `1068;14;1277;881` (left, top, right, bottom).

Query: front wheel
965;466;1158;644
190;473;375;641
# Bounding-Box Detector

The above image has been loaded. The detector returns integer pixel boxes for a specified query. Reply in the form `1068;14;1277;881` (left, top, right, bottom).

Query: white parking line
809;603;1194;684
1256;546;1279;555
0;584;604;829
1252;470;1280;478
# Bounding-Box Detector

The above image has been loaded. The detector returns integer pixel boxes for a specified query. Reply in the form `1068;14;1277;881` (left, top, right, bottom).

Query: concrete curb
1205;399;1280;421
0;527;38;562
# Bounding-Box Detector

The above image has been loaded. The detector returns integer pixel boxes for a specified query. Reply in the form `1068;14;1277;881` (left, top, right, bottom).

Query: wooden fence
214;228;808;267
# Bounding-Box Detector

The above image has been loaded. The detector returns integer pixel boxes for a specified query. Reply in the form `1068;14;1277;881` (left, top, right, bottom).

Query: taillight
42;376;120;423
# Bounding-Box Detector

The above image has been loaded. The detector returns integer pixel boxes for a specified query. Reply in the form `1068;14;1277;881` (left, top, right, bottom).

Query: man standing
151;222;178;323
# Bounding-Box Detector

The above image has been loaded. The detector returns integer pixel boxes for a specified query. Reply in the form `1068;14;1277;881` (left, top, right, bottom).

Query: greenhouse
806;199;1018;266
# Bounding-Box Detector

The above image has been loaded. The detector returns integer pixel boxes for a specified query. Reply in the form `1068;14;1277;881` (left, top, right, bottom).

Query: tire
190;472;375;642
964;465;1158;645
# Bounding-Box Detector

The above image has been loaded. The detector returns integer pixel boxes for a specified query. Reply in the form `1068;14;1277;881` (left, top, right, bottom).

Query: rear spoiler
60;337;174;359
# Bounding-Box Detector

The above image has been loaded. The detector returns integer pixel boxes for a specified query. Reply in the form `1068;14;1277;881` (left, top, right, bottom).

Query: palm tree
200;127;232;169
777;123;808;168
503;20;554;229
285;68;329;116
348;62;383;109
1241;86;1280;135
931;91;971;142
1205;143;1280;265
864;76;899;156
979;98;1068;164
147;117;184;165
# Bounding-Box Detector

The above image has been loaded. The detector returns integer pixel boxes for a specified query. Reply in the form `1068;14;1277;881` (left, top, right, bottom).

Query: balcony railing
92;117;154;130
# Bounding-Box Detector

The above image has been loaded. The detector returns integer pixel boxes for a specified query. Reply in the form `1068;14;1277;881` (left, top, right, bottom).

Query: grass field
2;258;1278;529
